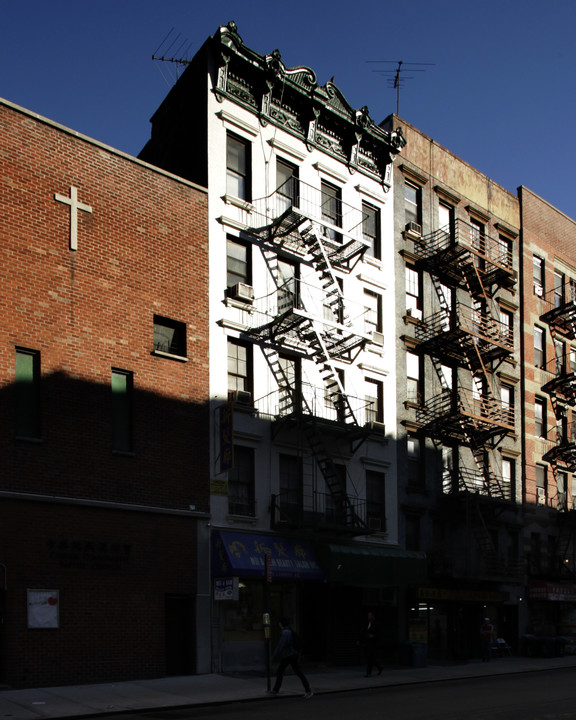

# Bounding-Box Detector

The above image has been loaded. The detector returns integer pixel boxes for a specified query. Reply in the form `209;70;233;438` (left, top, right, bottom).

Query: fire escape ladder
467;498;499;574
304;425;367;531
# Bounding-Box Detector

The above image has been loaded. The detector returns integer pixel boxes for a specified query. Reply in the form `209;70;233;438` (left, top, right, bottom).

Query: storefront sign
214;577;239;601
27;589;59;628
528;580;576;602
418;587;504;603
212;531;324;580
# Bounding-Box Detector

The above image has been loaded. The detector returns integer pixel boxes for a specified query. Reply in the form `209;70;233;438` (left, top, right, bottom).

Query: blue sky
2;0;575;220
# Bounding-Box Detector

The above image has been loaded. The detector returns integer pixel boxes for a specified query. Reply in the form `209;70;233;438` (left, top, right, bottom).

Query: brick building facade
0;99;210;688
519;187;576;641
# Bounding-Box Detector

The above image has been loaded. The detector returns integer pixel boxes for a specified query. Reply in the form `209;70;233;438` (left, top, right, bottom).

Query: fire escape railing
413;219;516;292
416;386;515;444
416;301;513;367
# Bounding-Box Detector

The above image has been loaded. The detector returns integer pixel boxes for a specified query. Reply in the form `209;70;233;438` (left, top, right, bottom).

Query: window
362;202;381;259
499;307;513;345
555;339;566;375
469;218;485;268
227;339;252;396
501;458;514;501
405;514;421;551
535;397;547;438
15;347;41;439
406;351;421;404
226;237;252;289
438;202;453;235
404;181;421;227
276;158;299;211
407;434;423;487
326;463;347;523
279;454;302;517
534;326;546;369
228;445;255;516
533;255;544;296
496;234;512;269
153;315;187;357
364;289;383;337
321;180;342;241
405;266;422;319
277;259;299;312
554;271;565;308
500;383;514;411
365;377;384;424
226;133;251;200
536;464;547;505
366;470;386;532
111;369;133;453
557;471;568;511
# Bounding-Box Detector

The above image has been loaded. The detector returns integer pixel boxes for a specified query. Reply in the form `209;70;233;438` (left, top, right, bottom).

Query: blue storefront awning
212;531;324;581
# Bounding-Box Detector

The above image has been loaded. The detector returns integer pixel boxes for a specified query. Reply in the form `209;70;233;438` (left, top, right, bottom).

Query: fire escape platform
540;300;576;337
542;372;576;407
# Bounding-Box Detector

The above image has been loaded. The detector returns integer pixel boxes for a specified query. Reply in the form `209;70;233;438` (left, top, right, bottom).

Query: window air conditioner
404;222;422;238
371;331;384;346
228;283;254;303
230;390;252;406
366;421;386;433
534;285;544;297
537;486;546;505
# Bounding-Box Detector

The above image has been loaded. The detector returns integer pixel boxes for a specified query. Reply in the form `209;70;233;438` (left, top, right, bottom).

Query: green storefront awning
317;543;427;587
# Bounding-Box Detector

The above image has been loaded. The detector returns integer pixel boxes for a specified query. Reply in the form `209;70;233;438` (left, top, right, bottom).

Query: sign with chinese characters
27;589;60;628
214;577;239;601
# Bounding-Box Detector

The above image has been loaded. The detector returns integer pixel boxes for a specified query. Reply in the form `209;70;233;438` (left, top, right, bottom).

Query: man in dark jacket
268;618;313;698
362;611;383;677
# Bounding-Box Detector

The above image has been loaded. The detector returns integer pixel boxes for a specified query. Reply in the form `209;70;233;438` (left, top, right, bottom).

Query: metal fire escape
244;179;373;535
540;281;576;474
412;218;518;576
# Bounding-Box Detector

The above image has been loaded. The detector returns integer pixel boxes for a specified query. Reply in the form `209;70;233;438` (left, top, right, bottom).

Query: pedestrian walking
480;617;494;662
361;611;383;677
268;618;313;699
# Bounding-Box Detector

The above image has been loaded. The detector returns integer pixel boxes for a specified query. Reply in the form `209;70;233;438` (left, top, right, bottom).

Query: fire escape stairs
253;219;370;534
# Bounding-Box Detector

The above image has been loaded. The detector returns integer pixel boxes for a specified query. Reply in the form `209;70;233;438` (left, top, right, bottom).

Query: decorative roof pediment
212;21;405;186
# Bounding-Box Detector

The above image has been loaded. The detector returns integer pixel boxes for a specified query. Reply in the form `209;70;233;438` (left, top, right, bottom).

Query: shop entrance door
165;594;196;676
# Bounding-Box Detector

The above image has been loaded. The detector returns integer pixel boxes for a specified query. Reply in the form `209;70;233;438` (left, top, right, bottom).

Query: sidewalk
1;655;575;720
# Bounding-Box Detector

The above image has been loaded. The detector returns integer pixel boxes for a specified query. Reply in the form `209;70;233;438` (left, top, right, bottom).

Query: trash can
411;642;427;668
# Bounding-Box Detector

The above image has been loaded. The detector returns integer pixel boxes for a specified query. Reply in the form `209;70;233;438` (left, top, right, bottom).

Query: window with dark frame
365;377;384;424
111;368;133;453
364;288;383;336
279;454;302;520
15;347;41;439
226;237;252;289
276;158;299;211
226;132;251;201
404;181;421;227
534;326;546;369
362;202;381;259
227;339;253;396
228;445;255;516
366;469;386;532
533;255;544;295
153;315;187;357
321;180;342;241
535;397;547;438
407;433;423;487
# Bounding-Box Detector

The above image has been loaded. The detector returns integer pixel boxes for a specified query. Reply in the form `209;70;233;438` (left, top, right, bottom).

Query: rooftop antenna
152;28;193;85
367;60;435;115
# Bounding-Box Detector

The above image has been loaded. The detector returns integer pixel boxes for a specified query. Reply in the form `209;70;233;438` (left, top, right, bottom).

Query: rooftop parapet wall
520;186;576;259
385;114;520;230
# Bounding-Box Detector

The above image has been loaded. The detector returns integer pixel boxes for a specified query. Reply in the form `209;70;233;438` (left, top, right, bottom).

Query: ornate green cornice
212;21;405;188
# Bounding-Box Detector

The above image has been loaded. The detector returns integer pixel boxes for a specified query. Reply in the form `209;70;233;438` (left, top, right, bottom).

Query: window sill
226;513;257;525
152;350;188;362
15;435;43;443
222;194;255;213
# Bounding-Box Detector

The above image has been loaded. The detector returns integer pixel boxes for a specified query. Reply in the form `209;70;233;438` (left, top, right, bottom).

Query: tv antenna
367;60;435;115
152;28;193;86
